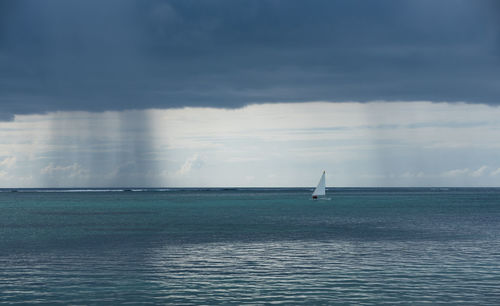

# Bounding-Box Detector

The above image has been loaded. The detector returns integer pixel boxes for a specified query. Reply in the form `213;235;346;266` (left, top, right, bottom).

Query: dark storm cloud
1;0;499;119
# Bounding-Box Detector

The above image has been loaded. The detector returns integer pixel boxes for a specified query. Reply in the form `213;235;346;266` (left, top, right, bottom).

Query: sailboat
312;171;326;199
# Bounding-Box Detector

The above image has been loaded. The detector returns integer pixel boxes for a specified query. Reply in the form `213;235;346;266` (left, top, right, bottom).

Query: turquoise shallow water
1;188;500;304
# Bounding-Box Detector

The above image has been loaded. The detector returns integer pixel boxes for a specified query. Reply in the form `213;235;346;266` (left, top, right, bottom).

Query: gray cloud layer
1;0;499;119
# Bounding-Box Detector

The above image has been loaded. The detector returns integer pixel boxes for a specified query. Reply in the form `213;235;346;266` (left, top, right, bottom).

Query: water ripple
1;189;500;304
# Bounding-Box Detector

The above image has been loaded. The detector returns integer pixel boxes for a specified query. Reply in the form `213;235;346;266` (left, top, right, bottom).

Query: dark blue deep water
1;188;500;304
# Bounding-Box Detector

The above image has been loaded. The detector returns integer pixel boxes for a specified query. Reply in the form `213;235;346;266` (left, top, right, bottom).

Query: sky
0;0;500;187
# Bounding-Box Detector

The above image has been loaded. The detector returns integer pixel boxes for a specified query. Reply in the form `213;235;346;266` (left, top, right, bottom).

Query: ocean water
1;188;499;304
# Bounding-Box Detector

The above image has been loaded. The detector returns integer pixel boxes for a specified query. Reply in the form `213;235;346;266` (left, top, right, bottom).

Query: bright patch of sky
1;101;499;187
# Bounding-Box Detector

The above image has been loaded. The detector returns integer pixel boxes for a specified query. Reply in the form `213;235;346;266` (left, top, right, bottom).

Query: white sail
312;171;326;197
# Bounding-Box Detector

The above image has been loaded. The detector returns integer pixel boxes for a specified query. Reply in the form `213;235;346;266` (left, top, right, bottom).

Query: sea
0;188;499;304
